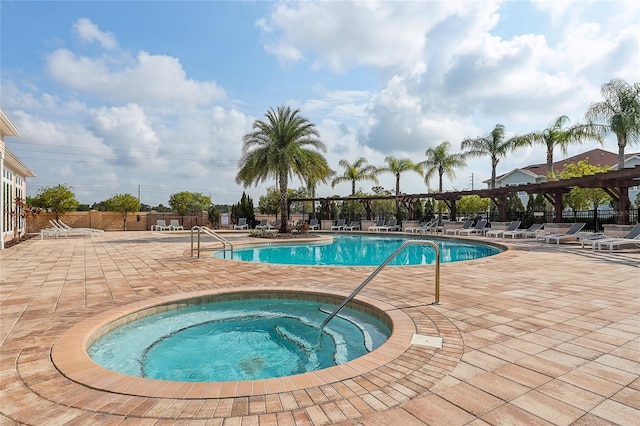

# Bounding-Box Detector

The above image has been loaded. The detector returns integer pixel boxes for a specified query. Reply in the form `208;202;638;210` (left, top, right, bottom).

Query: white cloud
46;50;225;109
73;18;117;49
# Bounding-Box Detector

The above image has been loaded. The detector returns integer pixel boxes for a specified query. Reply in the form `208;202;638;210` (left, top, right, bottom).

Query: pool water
88;298;390;382
220;234;500;266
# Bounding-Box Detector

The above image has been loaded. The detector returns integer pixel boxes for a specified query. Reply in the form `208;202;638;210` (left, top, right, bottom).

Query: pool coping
51;287;420;399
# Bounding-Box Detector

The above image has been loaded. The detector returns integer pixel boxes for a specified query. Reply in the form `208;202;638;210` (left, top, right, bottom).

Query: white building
1;107;36;249
488;148;640;206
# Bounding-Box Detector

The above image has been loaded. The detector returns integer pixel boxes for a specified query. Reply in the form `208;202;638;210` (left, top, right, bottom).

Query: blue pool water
88;298;390;382
219;234;500;266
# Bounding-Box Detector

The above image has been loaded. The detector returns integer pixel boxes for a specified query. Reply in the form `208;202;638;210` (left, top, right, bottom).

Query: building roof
0;107;20;137
492;148;640;183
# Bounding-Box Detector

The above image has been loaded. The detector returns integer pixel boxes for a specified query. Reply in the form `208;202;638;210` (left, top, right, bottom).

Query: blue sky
2;0;639;207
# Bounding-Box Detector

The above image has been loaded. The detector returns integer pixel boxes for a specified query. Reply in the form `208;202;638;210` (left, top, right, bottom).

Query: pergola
289;166;640;225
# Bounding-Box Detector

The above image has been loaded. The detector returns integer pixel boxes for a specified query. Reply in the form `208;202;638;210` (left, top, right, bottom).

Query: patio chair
486;221;521;238
537;222;585;244
169;219;184;231
57;219;104;234
343;220;361;231
503;223;543;238
379;218;400;231
594;223;640;251
331;219;347;230
255;219;268;229
233;217;249;230
458;220;487;236
308;219;319;230
417;218;440;234
266;219;281;230
368;218;386;231
445;219;473;235
151;219;171;231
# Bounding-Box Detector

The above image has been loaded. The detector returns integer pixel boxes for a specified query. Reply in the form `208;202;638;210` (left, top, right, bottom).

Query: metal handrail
320;240;440;330
190;226;234;259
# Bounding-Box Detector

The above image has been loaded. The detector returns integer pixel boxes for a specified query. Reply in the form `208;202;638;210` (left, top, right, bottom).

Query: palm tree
420;141;467;223
377;156;423;196
331;157;379;195
420;141;467;192
461;124;522;189
518;115;602;178
236;105;331;233
585;78;640;170
376;156;423;217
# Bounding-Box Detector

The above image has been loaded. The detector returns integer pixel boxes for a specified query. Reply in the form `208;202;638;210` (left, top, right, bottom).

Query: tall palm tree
585;78;640;170
331;157;379;195
420;141;467;192
518;115;602;178
420;141;467;223
236;105;331;233
461;124;522;189
377;156;423;196
377;156;423;216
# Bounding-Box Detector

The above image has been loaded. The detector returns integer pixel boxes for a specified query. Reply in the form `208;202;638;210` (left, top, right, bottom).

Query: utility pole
138;184;141;201
470;173;474;190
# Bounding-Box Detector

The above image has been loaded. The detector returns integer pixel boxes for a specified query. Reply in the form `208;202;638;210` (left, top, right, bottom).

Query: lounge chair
405;220;428;233
445;219;473;235
43;220;94;238
594;223;640;251
579;232;610;248
169;219;184;231
331;219;347;230
486;221;521;238
151;219;172;231
57;219;104;234
503;223;544;238
458;219;487;236
379;218;400;231
342;220;360;231
233;218;249;230
417;218;440;234
368;218;386;231
308;219;319;230
266;219;281;230
255;219;268;229
537;222;585;244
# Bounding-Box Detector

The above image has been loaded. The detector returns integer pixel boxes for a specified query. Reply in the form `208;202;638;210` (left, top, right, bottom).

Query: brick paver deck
1;231;638;425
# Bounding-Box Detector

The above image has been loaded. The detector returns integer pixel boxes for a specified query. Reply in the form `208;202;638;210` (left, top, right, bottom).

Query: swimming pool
87;295;391;382
218;234;501;266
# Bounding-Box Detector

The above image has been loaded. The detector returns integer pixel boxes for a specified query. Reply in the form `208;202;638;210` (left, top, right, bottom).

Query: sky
1;0;639;207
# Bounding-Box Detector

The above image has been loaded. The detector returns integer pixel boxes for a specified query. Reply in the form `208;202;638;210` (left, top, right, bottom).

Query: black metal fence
487;208;639;231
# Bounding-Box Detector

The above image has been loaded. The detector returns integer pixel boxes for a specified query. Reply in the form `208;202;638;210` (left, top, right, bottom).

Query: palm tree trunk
279;172;288;233
617;134;627;170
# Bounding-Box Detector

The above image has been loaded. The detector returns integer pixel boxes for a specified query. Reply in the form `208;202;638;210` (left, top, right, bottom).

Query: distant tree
236;105;332;233
517;115;602;177
559;161;612;214
30;184;79;220
231;192;256;226
505;194;525;221
370;186;395;218
332;157;379;195
258;186;280;215
526;194;547;221
168;191;211;225
152;204;174;212
76;204;91;211
461;124;523;189
457;195;490;217
104;193;141;231
585;78;640;170
376;156;422;217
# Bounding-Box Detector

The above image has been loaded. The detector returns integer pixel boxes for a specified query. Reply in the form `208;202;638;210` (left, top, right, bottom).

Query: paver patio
0;231;638;425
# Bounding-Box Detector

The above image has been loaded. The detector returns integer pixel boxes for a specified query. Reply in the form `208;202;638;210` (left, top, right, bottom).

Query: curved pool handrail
321;240;440;330
191;226;234;259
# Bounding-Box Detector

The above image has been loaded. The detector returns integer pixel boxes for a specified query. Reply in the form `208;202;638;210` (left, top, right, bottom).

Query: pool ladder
321;240;440;330
190;226;234;259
